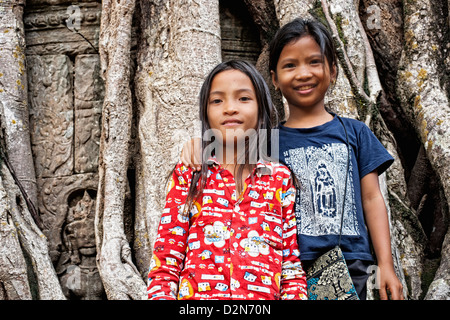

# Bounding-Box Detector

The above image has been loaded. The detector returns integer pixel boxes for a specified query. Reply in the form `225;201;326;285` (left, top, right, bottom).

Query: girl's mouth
295;84;316;94
222;119;243;127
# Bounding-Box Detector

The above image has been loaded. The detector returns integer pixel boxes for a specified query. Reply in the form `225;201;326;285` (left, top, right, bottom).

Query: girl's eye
210;99;222;104
283;63;295;69
240;96;251;102
311;59;323;65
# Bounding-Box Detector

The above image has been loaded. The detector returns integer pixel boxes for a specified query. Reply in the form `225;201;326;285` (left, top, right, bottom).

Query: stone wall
24;1;104;299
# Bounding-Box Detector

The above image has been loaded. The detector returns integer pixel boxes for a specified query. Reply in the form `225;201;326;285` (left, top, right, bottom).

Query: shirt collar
205;156;274;176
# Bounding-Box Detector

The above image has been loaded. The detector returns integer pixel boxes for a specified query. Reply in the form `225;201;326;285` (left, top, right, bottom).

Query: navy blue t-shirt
277;114;394;262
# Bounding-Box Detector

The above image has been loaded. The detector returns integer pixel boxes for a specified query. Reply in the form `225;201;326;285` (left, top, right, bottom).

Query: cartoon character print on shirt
259;185;294;251
166;164;190;195
230;278;240;291
239;230;270;257
275;273;281;289
148;161;308;300
178;200;201;223
166;176;175;195
203;221;230;248
149;254;161;273
169;226;186;236
178;278;194;300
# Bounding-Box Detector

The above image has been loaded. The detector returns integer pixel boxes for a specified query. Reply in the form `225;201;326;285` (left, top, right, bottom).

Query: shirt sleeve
147;162;192;300
357;123;394;178
279;171;308;300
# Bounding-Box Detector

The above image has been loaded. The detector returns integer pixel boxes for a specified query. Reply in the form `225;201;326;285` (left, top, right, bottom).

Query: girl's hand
181;137;202;171
378;264;404;300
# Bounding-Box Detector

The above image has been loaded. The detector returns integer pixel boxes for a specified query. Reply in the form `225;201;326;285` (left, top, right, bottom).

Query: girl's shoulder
262;160;293;177
337;116;375;140
338;115;368;130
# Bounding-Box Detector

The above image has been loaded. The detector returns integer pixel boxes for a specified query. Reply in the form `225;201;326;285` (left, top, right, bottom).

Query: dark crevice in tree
20;236;40;300
358;0;419;180
219;0;262;65
15;195;40;299
242;0;279;45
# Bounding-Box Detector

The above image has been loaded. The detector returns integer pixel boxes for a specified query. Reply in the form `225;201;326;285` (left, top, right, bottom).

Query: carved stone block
37;173;104;300
24;3;101;56
27;54;74;178
27;0;99;6
37;173;98;260
74;54;103;173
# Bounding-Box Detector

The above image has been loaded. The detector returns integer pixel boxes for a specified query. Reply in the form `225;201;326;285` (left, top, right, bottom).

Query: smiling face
206;69;259;145
271;35;336;113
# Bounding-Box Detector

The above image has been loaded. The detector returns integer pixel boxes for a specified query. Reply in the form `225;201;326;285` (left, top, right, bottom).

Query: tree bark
0;0;39;220
0;159;65;299
133;0;222;278
0;0;63;300
396;0;450;300
95;0;147;299
425;225;450;299
397;0;450;205
0;162;32;300
273;0;316;26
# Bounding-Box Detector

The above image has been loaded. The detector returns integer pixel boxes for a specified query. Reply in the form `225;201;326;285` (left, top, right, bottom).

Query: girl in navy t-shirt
268;18;403;300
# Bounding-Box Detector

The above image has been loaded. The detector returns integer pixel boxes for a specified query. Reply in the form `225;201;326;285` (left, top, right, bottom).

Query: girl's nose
223;101;238;114
295;65;312;80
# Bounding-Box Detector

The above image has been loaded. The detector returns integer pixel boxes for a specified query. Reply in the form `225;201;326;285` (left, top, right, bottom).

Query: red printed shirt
147;158;307;300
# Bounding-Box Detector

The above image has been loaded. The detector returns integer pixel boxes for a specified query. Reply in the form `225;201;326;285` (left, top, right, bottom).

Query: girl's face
207;69;259;144
271;35;336;112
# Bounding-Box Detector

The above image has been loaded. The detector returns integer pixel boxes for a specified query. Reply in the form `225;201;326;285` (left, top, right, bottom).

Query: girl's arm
361;171;404;300
147;163;191;300
280;174;308;300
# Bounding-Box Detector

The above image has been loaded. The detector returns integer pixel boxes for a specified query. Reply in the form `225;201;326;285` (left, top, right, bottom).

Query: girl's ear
270;70;279;91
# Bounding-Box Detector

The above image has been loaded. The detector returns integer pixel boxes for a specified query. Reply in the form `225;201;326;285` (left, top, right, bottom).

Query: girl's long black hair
183;60;279;216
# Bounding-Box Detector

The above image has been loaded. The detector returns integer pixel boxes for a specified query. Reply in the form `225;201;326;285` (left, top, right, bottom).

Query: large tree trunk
133;0;222;278
0;0;63;299
425;225;450;299
395;0;450;300
95;0;146;299
397;0;450;205
0;0;39;220
360;0;428;300
0;160;65;299
0;161;32;300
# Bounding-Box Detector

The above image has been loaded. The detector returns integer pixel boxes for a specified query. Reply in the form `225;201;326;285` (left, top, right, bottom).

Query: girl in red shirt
147;60;307;300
